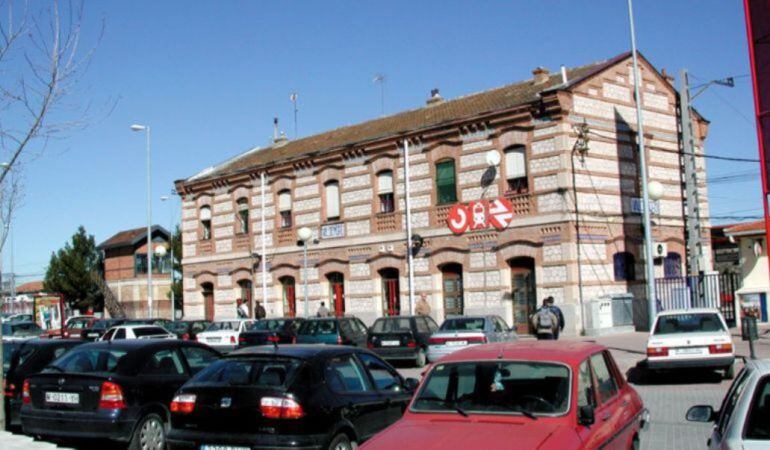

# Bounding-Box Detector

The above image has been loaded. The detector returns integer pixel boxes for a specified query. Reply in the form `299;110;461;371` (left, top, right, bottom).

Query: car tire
129;413;166;450
723;363;735;380
630;434;640;450
328;433;356;450
415;348;427;368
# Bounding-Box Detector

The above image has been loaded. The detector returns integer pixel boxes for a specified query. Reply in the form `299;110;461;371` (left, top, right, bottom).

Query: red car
361;341;649;450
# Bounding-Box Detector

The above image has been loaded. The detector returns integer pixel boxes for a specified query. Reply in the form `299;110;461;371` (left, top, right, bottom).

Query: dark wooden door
511;268;535;334
442;270;463;316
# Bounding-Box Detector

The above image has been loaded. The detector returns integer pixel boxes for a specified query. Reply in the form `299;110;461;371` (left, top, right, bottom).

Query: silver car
686;359;770;449
426;315;516;363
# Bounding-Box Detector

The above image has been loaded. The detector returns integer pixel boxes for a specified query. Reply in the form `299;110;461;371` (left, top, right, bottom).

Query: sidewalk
0;431;68;450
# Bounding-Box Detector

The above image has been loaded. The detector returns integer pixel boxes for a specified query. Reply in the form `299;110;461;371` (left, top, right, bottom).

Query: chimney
560;65;568;84
426;88;444;105
274;131;288;145
273;117;279;141
532;67;550;85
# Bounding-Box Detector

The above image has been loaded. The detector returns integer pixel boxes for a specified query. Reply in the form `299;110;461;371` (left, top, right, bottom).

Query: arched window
504;146;528;193
200;206;212;240
613;252;636;281
435;159;457;204
278;190;292;229
664;252;682;278
377;170;394;213
325;181;340;221
236;198;249;234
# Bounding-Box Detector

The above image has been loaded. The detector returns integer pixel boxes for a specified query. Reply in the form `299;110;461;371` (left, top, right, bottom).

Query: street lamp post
297;227;313;317
131;124;153;318
161;195;176;320
154;244;169;319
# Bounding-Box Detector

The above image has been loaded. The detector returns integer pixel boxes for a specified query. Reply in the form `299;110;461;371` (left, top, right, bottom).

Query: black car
167;345;417;450
4;339;83;429
238;317;304;347
80;318;126;341
20;339;220;448
167;320;212;341
125;318;173;329
295;317;368;347
2;321;44;340
367;315;439;367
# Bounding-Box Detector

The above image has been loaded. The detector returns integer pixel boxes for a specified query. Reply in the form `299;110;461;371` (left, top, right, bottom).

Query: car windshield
298;320;337;335
412;361;570;416
192;357;301;387
206;321;240;332
4;322;42;336
168;322;189;333
372;318;411;333
440;318;485;332
49;348;128;373
653;313;725;334
67;320;90;330
248;320;286;331
133;327;170;337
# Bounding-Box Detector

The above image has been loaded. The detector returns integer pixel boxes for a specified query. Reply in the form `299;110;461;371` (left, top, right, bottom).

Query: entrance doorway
327;272;345;316
441;263;464;316
202;283;214;321
280;276;296;317
380;268;400;316
509;257;536;334
238;279;253;317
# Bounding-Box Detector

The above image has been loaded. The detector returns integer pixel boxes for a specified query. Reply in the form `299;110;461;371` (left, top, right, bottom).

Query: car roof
657;308;722;316
228;344;360;359
20;338;83;347
438;341;607;366
444;315;494;320
745;358;770;373
112;324;167;330
75;339;187;351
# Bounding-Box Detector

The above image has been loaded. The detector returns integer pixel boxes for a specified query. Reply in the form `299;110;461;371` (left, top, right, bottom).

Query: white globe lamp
648;181;664;201
154;244;167;257
485;150;501;167
297;227;313;242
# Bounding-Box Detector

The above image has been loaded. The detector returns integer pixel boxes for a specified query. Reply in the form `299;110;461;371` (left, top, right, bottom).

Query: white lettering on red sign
447;204;470;234
446;197;515;234
488;198;514;230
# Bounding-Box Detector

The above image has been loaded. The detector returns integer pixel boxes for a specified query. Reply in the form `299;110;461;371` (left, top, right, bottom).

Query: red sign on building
446;197;514;234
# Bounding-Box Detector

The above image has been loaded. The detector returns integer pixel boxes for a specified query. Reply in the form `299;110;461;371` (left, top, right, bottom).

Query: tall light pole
297;227;313;317
131;124;153;318
0;161;10;430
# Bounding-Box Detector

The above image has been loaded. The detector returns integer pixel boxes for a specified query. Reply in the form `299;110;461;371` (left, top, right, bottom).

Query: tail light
336;335;343;345
170;394;197;414
466;336;487;344
267;335;280;343
230;336;237;344
292;336;297;344
238;336;247;344
646;347;669;357
366;342;374;349
98;381;126;409
4;381;16;398
181;333;190;341
22;380;31;404
428;337;445;345
406;340;417;348
260;396;305;419
709;343;733;354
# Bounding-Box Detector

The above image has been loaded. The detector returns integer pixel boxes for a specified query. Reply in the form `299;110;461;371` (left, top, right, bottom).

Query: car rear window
206;321;240;331
133;327;170;337
440;318;485;331
653;313;725;334
298;320;337;335
192;358;301;387
49;348;128;373
413;361;570;416
248;320;286;331
372;318;411;333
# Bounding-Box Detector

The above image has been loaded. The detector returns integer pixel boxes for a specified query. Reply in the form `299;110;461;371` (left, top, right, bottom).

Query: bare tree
0;0;101;252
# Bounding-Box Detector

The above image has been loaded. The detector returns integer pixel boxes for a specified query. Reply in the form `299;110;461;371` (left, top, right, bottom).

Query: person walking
415;294;431;316
316;301;330;318
255;301;266;320
546;297;565;340
237;299;249;318
531;299;558;340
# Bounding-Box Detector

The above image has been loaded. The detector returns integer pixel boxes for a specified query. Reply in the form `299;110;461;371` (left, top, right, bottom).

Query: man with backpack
531;299;558;340
545;296;565;340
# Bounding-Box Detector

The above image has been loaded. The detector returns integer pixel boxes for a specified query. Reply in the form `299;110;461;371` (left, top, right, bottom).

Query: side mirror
578;405;595;426
686;405;715;423
404;377;419;391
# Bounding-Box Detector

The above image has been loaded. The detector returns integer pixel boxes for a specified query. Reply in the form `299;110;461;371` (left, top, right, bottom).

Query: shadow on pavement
626;363;725;386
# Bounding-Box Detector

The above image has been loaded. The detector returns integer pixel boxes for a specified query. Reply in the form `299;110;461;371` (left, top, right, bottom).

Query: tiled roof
183;52;632;184
98;225;170;250
724;220;767;236
16;281;45;293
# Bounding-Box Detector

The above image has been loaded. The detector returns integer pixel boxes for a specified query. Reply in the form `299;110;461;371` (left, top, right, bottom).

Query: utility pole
374;74;386;116
290;93;298;139
679;69;704;276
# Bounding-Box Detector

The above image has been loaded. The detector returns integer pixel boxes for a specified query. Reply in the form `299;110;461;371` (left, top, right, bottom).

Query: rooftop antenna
373;74;386;116
290;92;298;138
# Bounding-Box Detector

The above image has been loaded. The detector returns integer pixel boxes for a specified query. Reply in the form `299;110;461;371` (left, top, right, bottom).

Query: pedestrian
531;299;558;340
415;293;431;316
255;301;266;320
237;299;249;318
545;297;565;340
317;301;330;318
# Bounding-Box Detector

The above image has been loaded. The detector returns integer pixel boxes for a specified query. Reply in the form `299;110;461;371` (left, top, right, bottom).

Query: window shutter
237;198;249;211
378;171;393;194
326;182;340;219
278;192;292;212
199;207;211;220
436;160;457;204
505;148;526;179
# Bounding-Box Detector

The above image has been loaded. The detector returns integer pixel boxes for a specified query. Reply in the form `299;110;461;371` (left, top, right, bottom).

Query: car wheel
630;434;640;450
723;363;735;380
328;433;356;450
415;348;427;368
129;413;166;450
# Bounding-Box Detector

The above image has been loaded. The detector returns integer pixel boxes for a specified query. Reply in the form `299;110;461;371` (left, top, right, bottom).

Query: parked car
167;344;417;450
61;316;98;339
362;341;649;450
686;359;770;449
367;315;439;367
238;317;304;347
2;313;34;323
125;318;173;329
646;309;735;379
2;321;44;341
296;317;369;347
80;318;127;341
20;339;221;448
3;339;83;429
426;315;515;363
168;320;212;341
99;324;177;341
196;319;256;353
3;341;22;374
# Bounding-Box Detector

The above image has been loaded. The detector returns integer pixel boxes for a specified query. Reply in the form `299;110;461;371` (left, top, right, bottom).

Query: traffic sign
488;198;514;230
447;204;470;234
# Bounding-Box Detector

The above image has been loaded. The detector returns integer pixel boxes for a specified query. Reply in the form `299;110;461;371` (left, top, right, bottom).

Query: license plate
87;333;99;338
208;337;221;343
201;446;250;450
45;392;79;404
446;340;467;346
675;347;706;355
382;340;400;347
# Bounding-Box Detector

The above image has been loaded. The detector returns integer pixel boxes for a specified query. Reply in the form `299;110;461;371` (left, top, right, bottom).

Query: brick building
175;52;711;336
98;225;173;318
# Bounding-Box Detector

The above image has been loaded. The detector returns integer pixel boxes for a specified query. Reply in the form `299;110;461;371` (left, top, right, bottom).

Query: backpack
535;308;554;332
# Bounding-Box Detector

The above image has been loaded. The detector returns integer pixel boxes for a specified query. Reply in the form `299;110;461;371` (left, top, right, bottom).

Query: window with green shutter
436;160;457;204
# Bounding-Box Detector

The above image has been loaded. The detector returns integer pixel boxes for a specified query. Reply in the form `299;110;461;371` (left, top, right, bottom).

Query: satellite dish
485;150;501;167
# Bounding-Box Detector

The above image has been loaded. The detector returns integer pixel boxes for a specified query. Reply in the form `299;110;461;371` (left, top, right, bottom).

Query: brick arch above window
230;267;252;284
317;259;349;280
193;271;217;286
317;166;343;185
370;153;398;173
428;143;460;163
496;241;540;265
429;247;469;271
272;176;293;193
195;193;212;207
367;254;405;274
271;264;300;282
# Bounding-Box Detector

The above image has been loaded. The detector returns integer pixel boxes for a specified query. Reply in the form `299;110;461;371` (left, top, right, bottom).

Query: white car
196;319;256;352
98;324;176;341
426;315;516;363
646;308;735;379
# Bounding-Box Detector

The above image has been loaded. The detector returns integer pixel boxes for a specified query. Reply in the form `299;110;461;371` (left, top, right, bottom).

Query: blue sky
4;0;761;282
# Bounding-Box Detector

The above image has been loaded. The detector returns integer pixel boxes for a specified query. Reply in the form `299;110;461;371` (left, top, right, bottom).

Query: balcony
375;212;402;233
234;234;251;252
504;191;534;216
433;204;453;227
